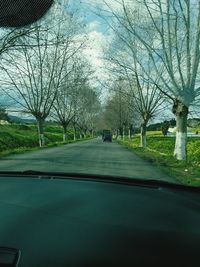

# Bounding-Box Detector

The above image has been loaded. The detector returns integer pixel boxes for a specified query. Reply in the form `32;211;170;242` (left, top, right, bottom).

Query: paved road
0;138;176;182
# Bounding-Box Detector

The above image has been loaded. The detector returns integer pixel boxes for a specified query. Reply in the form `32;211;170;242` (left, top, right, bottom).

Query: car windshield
0;0;199;187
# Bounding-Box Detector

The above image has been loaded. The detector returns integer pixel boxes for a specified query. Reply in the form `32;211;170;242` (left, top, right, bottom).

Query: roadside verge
117;139;200;187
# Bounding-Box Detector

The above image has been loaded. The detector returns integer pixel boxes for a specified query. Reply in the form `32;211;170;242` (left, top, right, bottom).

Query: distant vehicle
102;130;112;142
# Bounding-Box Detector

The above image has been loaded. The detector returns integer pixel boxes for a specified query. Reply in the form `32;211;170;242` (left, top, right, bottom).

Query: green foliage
161;121;170;136
67;129;75;140
146;131;162;136
187;138;200;165
147;137;175;154
0;124;86;153
0;125;38;152
147;119;176;131
0;107;9;121
44;125;63;134
12;124;32;131
127;135;200;162
119;134;200;186
187;118;200;128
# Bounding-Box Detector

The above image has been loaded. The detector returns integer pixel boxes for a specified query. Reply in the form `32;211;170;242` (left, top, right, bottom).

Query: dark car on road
102;130;112;142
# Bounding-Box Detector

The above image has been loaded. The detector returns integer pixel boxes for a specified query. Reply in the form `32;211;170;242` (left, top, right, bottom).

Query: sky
66;0;175;122
68;0;115;77
0;0;115;117
0;0;177;121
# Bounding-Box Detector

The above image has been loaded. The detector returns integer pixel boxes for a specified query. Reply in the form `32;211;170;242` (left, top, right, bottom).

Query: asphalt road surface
0;138;176;183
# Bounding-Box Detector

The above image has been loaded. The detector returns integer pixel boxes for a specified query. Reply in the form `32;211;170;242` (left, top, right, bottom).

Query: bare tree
65;61;97;140
114;61;165;147
103;32;165;147
101;79;137;140
52;59;88;142
0;3;83;147
0;28;32;56
103;0;200;160
52;75;74;142
75;85;101;138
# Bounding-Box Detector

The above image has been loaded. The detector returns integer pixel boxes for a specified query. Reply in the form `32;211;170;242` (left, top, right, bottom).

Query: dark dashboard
0;174;200;267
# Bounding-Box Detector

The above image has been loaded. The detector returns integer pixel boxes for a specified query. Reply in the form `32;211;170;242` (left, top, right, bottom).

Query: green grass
118;135;200;187
146;130;163;136
0;124;91;157
135;130;163;137
188;127;200;132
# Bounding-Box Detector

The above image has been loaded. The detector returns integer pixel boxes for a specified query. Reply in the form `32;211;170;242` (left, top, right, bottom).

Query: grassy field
118;134;200;187
0;124;89;156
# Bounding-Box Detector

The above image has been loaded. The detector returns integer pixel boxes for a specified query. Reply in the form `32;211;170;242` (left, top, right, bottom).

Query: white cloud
82;21;113;82
86;20;101;31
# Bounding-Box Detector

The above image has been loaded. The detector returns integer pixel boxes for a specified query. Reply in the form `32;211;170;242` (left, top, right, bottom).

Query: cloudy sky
68;0;115;83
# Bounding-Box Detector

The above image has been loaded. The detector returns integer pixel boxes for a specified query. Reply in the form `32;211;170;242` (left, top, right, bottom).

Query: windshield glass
0;0;199;187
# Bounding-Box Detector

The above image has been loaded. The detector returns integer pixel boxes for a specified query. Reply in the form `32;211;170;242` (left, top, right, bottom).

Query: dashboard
0;175;200;267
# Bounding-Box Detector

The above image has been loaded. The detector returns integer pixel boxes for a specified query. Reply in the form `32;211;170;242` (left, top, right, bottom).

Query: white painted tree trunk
140;123;147;148
128;128;131;140
63;133;67;142
39;134;45;147
37;119;45;147
174;131;187;160
73;126;76;141
123;126;125;140
173;100;188;160
140;134;146;148
63;125;67;142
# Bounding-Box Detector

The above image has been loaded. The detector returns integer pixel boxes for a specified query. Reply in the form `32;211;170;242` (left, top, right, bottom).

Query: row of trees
0;1;100;146
99;79;138;140
1;0;199;162
98;0;200;160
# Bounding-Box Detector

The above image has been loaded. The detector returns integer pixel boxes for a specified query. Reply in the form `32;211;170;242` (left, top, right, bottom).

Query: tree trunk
130;124;133;139
73;126;76;141
128;128;131;140
117;129;120;140
173;100;188;160
140;122;147;148
114;129;118;140
63;125;67;142
122;126;125;140
37;118;45;147
84;129;87;137
114;129;117;139
119;127;123;139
